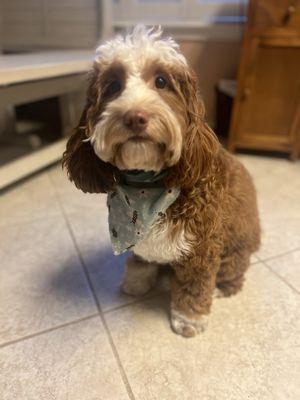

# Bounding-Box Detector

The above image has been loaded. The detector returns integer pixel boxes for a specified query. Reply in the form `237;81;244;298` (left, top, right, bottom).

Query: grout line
0;313;99;350
103;292;164;315
52;185;136;400
255;247;300;263
66;223;136;400
64;219;136;400
48;170;100;312
260;261;300;296
93;307;136;400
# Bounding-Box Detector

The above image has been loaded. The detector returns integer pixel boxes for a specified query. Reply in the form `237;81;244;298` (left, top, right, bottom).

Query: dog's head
63;26;219;193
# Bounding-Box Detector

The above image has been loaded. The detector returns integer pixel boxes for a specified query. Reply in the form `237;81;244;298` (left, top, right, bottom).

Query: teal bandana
107;170;180;255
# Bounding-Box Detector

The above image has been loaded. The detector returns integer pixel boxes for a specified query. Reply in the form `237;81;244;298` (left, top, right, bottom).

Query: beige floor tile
251;254;259;263
0;171;62;227
257;215;300;260
0;217;97;344
256;172;300;259
239;155;300;259
0;317;130;400
264;250;300;293
105;263;300;400
48;164;106;215
66;211;154;312
238;155;300;189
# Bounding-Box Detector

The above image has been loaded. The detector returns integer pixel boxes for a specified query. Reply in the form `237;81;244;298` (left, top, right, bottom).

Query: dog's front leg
122;254;158;296
170;253;220;338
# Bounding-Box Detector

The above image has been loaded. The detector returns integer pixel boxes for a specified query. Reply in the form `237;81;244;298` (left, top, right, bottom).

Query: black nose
123;110;149;133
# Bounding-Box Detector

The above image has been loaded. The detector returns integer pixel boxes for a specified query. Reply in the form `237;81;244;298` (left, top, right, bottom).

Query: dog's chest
133;219;190;264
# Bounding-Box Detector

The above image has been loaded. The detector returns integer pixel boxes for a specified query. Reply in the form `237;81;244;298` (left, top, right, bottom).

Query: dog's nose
123;110;149;132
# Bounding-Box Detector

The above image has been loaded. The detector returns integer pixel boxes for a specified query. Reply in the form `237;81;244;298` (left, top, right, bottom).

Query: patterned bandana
107;170;180;255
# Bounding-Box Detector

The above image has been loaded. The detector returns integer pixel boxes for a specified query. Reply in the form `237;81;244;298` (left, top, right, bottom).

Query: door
230;43;300;152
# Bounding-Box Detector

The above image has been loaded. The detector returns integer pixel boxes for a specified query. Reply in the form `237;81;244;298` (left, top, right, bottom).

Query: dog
63;26;260;337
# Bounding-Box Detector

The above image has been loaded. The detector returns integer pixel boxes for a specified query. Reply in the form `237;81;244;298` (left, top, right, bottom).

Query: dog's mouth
112;134;167;172
126;136;167;153
127;133;152;143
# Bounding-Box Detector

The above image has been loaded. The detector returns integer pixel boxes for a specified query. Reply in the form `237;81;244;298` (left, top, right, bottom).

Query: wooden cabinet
228;0;300;159
253;0;300;32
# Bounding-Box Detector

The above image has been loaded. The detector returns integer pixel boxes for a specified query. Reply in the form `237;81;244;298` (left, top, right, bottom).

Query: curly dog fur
63;26;260;337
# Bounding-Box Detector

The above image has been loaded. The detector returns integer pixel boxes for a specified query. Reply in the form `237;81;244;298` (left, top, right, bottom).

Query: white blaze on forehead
94;25;187;70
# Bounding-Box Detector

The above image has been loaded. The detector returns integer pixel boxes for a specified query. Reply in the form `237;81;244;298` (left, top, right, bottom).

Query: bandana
107;170;180;255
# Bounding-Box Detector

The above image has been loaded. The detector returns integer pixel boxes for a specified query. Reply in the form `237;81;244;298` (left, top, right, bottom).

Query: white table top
0;50;94;86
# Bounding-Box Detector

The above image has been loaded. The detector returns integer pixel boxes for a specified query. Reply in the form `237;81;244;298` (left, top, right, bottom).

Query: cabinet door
232;45;300;152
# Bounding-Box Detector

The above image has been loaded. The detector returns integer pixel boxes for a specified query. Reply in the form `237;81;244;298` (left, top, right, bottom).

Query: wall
180;39;241;126
0;2;3;52
2;0;99;50
1;0;242;125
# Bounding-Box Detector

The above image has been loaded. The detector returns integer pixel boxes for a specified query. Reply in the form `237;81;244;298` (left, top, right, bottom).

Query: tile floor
0;154;299;400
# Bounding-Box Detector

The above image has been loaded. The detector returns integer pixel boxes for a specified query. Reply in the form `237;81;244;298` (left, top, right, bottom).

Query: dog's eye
105;80;122;97
155;76;167;89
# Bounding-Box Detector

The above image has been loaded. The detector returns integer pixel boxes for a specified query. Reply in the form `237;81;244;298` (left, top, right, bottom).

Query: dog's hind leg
216;249;251;297
122;254;159;296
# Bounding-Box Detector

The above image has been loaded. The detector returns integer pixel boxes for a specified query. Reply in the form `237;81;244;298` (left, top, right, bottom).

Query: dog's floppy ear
62;69;117;193
166;67;220;190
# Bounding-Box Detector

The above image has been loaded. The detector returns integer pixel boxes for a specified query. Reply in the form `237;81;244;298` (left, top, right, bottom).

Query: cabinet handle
282;5;296;24
241;88;251;100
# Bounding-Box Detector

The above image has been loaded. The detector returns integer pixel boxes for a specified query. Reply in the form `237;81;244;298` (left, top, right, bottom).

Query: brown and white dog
63;26;260;337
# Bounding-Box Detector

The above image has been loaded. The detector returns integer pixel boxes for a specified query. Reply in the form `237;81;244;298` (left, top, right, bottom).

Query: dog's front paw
170;309;209;338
